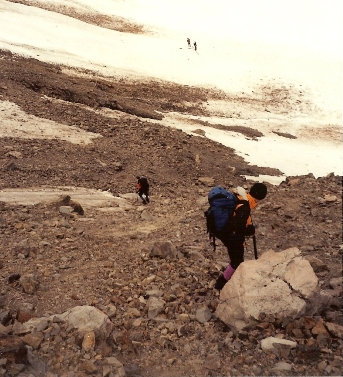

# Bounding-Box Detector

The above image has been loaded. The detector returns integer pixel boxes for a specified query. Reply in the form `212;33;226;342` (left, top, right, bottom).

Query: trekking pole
249;217;258;260
253;235;258;260
211;235;216;252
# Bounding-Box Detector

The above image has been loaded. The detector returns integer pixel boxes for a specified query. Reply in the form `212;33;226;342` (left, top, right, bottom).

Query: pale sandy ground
0;187;113;206
0;186;141;211
0;100;102;144
0;0;342;190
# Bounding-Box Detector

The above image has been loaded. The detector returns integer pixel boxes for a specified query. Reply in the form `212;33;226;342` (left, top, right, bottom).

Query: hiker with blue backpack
205;183;267;290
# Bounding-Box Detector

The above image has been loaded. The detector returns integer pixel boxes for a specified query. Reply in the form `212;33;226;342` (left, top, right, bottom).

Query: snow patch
0;101;101;145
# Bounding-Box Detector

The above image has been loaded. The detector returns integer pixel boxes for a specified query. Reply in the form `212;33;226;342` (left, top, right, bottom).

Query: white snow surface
0;0;342;180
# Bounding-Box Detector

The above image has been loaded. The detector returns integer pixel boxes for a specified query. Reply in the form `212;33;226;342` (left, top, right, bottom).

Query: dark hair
249;183;267;200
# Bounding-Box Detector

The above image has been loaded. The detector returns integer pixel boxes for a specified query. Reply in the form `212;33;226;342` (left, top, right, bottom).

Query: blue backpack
205;186;239;251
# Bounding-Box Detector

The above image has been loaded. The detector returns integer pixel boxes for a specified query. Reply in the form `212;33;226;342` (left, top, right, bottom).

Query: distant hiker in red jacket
187;38;191;48
136;176;150;204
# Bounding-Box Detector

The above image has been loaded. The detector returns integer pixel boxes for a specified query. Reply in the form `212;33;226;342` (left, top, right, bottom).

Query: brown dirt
0;50;342;377
8;0;149;34
187;119;264;139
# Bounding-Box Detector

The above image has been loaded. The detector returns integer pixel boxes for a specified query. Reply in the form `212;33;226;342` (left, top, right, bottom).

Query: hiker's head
249;183;267;200
136;175;140;180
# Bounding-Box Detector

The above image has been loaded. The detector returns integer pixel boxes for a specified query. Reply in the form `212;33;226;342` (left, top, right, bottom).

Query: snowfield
0;0;342;180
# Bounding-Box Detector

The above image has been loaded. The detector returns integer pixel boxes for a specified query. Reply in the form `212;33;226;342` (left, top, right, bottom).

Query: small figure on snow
193;41;197;51
187;38;191;48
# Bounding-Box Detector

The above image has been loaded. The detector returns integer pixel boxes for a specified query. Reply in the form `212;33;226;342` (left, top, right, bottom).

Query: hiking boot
214;274;227;290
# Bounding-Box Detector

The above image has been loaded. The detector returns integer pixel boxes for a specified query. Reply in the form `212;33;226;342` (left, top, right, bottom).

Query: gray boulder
19;274;39;294
216;247;320;331
147;297;166;319
18;305;112;338
150;241;180;259
56;305;112;337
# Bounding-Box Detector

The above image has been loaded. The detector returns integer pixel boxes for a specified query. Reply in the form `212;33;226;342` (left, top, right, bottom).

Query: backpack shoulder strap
232;199;251;235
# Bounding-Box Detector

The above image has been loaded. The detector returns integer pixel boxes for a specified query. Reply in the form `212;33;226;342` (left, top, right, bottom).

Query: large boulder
216;247;320;331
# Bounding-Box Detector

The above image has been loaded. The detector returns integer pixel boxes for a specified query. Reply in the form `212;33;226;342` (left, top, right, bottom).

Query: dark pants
221;237;245;270
138;189;149;203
